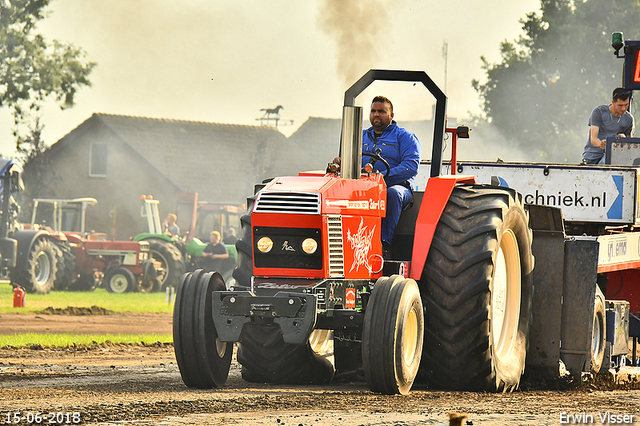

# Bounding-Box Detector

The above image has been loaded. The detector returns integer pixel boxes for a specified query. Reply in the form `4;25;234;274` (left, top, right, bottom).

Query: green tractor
133;193;241;291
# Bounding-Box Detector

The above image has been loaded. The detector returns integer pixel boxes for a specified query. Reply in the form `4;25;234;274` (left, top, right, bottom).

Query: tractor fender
132;233;174;243
11;229;55;272
409;175;475;281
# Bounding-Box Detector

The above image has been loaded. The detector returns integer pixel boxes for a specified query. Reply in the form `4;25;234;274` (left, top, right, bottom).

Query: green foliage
0;0;96;157
472;0;640;162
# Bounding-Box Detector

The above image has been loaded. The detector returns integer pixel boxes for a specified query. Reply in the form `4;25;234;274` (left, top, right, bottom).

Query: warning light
612;32;624;56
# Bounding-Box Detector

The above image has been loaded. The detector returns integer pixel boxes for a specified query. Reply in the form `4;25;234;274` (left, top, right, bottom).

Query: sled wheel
419;185;534;392
103;267;135;294
590;285;606;374
362;275;424;395
173;269;232;388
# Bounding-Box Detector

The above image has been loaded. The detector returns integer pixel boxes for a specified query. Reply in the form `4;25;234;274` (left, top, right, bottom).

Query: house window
90;144;107;177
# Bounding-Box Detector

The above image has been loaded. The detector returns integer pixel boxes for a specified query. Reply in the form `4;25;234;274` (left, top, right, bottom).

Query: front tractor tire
173;269;232;388
362;275;424;395
103;267;135;294
419;185;534;392
13;238;60;294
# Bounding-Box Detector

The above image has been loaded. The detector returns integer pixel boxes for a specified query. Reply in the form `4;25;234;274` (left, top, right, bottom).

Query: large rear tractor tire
362;275;424;395
418;185;534;392
237;324;335;385
103;267;135;294
12;238;60;294
53;243;77;291
173;269;232;388
590;285;606;374
148;240;185;291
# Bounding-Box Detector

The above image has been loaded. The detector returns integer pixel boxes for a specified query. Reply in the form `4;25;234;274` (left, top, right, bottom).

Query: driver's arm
386;131;421;187
590;125;605;149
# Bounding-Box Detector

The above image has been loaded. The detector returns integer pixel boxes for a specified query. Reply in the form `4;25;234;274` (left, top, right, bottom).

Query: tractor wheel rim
309;329;333;354
34;251;52;286
110;274;128;293
592;310;603;357
215;338;227;358
403;306;419;365
492;228;521;363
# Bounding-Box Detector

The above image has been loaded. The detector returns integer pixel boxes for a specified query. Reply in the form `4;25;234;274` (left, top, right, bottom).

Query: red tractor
30;198;157;293
172;70;536;394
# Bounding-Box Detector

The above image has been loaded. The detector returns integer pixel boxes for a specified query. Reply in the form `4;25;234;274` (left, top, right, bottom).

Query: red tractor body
251;173;386;281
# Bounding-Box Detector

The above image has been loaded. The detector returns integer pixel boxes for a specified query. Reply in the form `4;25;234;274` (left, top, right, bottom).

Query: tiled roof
86;113;288;202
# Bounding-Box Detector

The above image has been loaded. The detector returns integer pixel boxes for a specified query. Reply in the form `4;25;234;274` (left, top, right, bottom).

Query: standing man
363;96;421;256
200;231;229;271
582;88;634;165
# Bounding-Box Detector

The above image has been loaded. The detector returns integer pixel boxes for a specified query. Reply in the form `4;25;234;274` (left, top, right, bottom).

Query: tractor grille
327;215;344;277
254;191;320;215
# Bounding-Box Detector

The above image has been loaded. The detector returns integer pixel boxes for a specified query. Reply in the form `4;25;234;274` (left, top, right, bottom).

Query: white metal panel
597;233;640;270
415;162;639;224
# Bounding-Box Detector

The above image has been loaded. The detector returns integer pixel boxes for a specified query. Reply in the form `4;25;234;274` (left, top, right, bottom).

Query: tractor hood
256;174;386;218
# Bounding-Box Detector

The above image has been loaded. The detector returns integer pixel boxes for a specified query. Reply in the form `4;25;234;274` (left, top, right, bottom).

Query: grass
0;333;172;348
0;282;175;314
0;282;174;348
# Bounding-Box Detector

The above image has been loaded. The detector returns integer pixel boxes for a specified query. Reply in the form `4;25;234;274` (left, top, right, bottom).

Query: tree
472;0;640;162
0;0;95;159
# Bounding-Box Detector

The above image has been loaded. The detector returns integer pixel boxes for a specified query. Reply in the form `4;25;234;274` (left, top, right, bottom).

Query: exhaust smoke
317;0;390;86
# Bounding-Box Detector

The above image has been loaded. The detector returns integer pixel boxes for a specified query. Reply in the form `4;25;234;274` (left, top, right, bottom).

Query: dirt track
1;311;639;426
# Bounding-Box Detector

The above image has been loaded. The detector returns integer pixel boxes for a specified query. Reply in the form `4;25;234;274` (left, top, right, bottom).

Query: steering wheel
362;150;390;178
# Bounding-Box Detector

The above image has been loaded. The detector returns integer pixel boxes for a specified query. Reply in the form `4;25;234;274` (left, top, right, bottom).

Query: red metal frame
604;269;640;313
409;175;476;280
252;174;387;280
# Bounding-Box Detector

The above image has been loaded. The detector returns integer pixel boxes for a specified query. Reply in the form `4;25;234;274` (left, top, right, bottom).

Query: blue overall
362;121;421;244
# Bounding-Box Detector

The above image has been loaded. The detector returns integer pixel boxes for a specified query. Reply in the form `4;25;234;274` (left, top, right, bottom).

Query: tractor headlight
257;236;274;253
301;238;318;254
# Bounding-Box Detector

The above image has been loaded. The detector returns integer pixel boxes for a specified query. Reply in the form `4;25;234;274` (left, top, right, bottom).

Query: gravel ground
0;312;639;425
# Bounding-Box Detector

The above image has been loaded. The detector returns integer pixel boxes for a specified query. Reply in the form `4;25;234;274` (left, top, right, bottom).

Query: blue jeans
583;155;604;165
383;184;413;244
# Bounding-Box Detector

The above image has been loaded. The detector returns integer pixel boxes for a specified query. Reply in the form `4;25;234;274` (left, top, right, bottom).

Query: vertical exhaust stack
340;105;363;180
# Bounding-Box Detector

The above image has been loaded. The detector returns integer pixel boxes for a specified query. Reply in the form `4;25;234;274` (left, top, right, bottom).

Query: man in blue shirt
582;88;634;164
362;96;421;256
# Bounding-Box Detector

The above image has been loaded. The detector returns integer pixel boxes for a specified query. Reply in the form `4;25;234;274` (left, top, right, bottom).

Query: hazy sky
0;0;541;157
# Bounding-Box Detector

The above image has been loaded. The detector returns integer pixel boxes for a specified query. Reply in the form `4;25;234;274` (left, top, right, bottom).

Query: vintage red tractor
30;197;157;293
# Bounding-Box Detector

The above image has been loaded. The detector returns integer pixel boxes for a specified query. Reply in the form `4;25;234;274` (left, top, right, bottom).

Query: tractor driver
333;96;421;257
582;88;634;165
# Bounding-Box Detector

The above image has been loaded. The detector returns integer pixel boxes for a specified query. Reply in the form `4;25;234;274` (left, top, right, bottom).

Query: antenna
442;41;448;93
